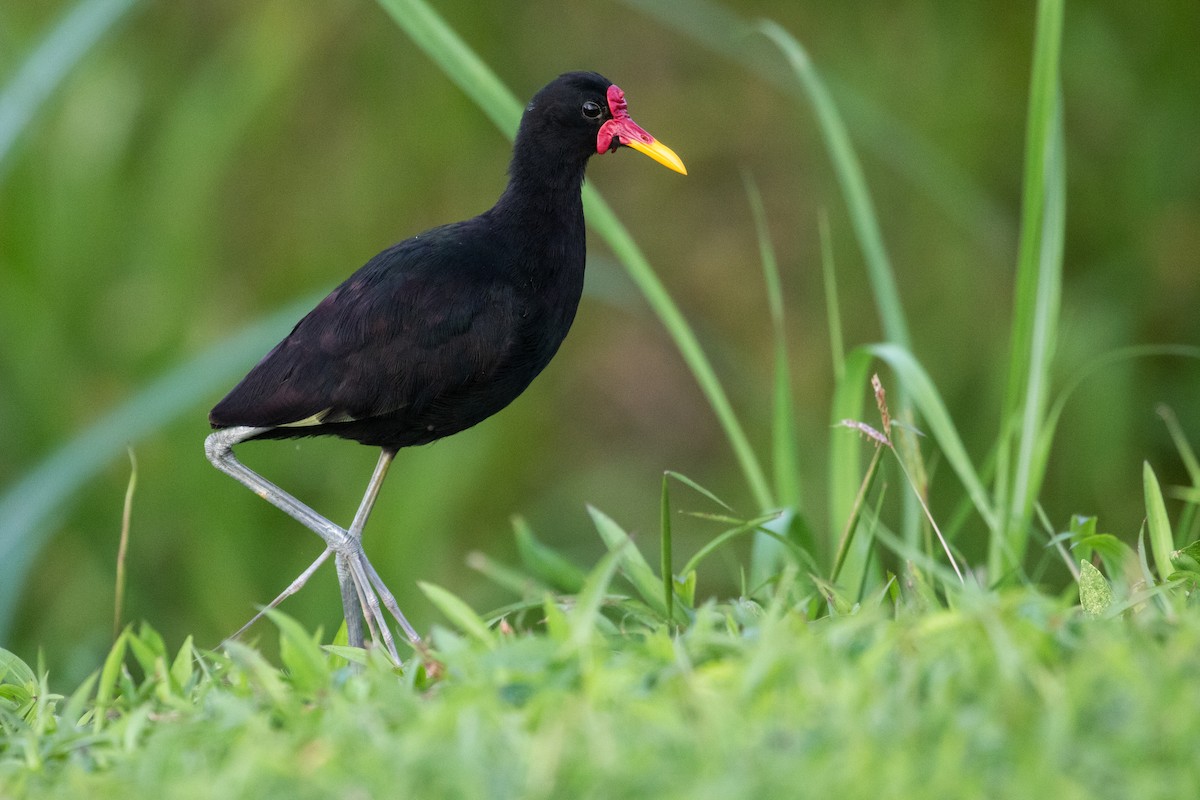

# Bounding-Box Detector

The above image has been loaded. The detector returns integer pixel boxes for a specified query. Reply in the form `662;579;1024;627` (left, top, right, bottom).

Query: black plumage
205;71;684;660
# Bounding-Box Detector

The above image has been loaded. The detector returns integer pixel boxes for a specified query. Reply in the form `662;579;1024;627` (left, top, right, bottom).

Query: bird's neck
492;129;591;225
494;162;588;225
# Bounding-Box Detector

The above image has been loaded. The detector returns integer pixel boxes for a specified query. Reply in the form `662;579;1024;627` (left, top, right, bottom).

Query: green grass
5;573;1200;798
4;0;1200;794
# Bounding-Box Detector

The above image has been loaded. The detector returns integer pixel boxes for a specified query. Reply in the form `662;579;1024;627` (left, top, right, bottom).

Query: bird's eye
581;100;603;120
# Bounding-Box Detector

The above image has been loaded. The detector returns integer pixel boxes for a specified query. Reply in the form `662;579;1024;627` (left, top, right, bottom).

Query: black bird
205;71;685;661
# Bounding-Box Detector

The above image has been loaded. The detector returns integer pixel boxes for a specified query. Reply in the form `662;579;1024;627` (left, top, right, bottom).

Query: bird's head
521;71;687;175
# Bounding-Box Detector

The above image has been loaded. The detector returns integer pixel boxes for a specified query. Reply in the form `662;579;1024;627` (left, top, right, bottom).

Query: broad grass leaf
1078;560;1113;617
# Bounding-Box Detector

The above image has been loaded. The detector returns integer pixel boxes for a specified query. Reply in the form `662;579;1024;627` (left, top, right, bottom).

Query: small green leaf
565;547;623;654
1067;515;1098;542
62;670;99;727
1165;571;1200;589
1170;540;1200;573
126;631;160;681
902;562;940;613
137;622;168;659
94;628;128;733
588;505;666;615
420;581;496;648
811;575;854;615
223;641;288;706
1078;560;1113;617
169;635;196;691
1144;462;1175;582
1075;533;1136;579
0;647;36;687
675;571;697;608
513;516;586;593
663;471;734;513
265;609;329;693
322;645;369;666
541;595;569;643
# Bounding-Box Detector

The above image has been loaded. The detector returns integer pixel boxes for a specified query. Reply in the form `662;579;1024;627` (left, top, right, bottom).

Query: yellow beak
624;137;688;175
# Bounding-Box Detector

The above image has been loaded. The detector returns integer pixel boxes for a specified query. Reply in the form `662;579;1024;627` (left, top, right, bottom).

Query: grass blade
830;445;885;586
1143;462;1175;583
993;0;1066;578
618;0;1011;258
828;348;877;580
757;20;909;350
819;210;846;382
512;516;587;594
744;172;801;581
168;635;196;692
664;471;735;513
660;474;675;624
582;196;773;510
588;505;666;616
563;548;622;657
680;511;797;578
93;627;127;734
1157;405;1200;488
744;173;800;509
467;550;547;597
264;609;330;694
420;581;496;648
759;18;925;555
113;448;137;640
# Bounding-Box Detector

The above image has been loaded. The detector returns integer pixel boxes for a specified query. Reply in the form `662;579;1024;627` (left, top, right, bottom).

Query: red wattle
596;83;656;154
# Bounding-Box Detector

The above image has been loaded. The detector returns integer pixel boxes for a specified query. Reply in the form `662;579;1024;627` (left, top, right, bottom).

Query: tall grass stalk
744;173;800;510
113;449;137;640
818;211;845;382
993;0;1066;580
756;21;910;351
758;19;929;573
617;0;1011;259
743;174;803;578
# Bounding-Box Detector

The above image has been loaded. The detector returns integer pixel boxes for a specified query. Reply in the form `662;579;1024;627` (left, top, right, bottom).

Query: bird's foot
222;539;428;670
335;540;425;666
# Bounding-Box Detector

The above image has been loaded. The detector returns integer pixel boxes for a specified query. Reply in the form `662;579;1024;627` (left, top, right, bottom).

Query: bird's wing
209;236;518;429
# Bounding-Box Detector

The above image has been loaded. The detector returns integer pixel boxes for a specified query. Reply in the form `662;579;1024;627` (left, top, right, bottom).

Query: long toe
334;553;367;649
342;550;401;663
359;554;423;649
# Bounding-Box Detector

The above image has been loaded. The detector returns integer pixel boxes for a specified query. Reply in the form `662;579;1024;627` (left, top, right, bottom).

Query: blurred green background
2;0;1198;682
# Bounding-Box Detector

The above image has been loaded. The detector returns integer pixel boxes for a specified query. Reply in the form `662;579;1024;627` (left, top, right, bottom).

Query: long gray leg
337;449;396;649
347;451;421;646
205;427;355;550
205;426;420;660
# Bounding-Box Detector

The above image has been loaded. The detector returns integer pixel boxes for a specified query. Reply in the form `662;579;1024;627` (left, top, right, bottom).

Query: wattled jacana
205;72;685;661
